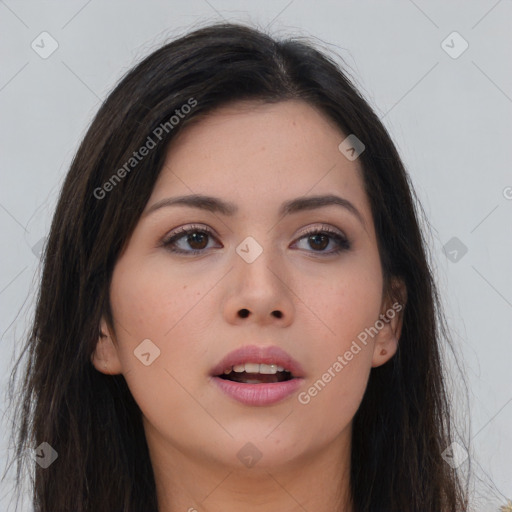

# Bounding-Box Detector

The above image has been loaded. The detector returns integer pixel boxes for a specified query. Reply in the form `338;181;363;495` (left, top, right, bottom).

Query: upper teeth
223;363;286;375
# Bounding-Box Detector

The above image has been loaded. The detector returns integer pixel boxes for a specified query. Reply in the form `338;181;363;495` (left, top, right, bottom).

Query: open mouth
217;363;294;384
211;348;304;405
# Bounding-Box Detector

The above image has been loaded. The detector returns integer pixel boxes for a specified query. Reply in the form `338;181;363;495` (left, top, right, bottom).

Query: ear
371;278;407;368
90;316;123;375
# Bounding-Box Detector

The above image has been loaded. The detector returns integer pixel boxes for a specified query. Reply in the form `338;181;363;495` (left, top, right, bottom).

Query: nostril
237;309;283;319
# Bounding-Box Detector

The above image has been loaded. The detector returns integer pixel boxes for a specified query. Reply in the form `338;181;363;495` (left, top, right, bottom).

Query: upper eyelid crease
143;193;366;229
165;222;346;240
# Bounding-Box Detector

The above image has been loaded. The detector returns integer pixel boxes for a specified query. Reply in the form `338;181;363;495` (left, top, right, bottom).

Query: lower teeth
220;371;291;383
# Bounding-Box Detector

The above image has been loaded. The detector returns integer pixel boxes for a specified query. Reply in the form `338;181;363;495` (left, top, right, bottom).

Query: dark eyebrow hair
143;193;366;227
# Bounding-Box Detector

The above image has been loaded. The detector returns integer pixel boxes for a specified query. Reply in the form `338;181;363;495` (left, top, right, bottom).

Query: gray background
1;1;511;510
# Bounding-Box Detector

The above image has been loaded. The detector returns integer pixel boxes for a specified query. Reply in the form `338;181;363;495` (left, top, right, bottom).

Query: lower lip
211;376;304;406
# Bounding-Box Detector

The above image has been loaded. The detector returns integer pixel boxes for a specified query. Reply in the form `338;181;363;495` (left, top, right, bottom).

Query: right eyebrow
143;194;237;218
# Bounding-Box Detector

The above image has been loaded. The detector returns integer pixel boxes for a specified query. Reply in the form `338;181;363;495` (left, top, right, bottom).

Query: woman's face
93;99;402;472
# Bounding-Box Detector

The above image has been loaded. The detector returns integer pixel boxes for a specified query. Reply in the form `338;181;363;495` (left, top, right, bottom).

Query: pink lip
212;377;304;406
210;345;305;406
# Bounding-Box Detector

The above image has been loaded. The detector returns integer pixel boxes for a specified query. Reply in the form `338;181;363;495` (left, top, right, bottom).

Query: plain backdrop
0;1;511;511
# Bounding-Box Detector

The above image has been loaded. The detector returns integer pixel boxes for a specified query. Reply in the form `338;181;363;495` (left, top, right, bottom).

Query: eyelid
161;222;351;255
161;223;218;245
161;222;346;242
295;223;346;239
292;223;351;253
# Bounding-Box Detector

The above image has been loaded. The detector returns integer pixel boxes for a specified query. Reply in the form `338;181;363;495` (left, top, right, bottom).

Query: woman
6;22;469;511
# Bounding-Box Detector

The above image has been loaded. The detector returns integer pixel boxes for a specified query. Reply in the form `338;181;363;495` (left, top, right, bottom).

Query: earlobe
371;330;398;368
90;317;123;375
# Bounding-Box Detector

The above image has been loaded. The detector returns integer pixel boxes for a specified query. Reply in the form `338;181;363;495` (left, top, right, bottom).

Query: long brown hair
4;22;469;511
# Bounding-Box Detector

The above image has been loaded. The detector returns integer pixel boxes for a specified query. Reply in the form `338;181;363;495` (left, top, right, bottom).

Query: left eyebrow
280;194;365;228
143;193;365;227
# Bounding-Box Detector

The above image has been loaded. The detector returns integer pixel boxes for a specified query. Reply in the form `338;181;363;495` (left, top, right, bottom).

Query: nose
222;246;295;327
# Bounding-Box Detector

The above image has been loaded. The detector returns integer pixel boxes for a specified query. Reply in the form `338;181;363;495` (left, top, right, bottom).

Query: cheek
107;254;220;401
109;253;209;340
107;257;210;428
295;281;379;443
292;253;381;427
304;253;383;349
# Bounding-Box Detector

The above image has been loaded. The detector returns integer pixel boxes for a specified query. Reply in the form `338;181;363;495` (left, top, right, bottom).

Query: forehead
150;99;370;220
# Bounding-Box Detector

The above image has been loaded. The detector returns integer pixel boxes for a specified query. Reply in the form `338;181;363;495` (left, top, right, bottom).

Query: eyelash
161;223;351;256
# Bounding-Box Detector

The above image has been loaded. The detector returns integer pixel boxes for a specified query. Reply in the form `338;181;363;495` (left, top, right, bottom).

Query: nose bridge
224;233;295;325
234;234;284;293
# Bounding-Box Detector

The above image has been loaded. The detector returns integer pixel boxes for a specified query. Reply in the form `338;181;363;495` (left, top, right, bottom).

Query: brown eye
186;232;209;250
293;226;351;255
162;225;220;254
307;233;329;251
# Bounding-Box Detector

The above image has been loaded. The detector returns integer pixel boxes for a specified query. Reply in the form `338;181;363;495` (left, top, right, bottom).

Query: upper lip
211;345;305;378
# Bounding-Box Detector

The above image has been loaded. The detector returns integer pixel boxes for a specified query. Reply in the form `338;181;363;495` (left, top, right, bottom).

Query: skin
92;99;405;512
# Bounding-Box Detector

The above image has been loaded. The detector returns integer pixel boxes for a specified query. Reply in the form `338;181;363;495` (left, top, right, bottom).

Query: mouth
217;363;294;384
210;345;305;406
